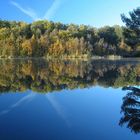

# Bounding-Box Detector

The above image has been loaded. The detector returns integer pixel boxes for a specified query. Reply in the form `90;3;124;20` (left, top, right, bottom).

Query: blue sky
0;0;140;27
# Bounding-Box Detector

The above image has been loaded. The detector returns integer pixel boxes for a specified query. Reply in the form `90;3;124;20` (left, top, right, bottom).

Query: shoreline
0;56;140;61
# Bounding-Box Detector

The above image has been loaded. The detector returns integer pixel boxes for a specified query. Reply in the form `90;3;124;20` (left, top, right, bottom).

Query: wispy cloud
10;0;63;21
10;1;39;21
44;0;61;20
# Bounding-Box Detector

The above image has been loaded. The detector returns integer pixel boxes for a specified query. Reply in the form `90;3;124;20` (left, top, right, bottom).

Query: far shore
0;55;140;61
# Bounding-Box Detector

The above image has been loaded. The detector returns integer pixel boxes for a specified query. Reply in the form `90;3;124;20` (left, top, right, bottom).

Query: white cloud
43;0;61;20
10;0;63;21
10;1;39;21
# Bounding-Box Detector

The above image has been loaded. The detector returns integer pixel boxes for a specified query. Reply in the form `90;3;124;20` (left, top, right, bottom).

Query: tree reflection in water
0;59;140;94
120;86;140;134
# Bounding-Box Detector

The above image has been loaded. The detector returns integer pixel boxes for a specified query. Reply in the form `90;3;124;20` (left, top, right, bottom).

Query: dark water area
0;58;140;140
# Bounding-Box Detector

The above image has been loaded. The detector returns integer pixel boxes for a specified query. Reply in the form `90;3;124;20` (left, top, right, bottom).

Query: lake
0;58;140;140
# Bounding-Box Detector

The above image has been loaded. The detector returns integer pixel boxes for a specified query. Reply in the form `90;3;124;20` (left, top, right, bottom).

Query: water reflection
46;94;71;127
0;92;36;116
120;86;140;134
0;59;140;139
0;59;140;94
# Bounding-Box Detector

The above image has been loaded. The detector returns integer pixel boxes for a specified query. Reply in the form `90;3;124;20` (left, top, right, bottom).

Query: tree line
0;7;140;58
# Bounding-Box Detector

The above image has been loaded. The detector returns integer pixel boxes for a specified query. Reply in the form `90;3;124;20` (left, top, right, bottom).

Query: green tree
121;7;140;53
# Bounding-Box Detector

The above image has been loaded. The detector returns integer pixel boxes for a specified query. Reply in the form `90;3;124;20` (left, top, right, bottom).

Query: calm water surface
0;59;140;140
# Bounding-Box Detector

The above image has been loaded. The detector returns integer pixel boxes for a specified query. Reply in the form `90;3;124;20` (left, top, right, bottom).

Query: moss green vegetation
0;7;140;58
